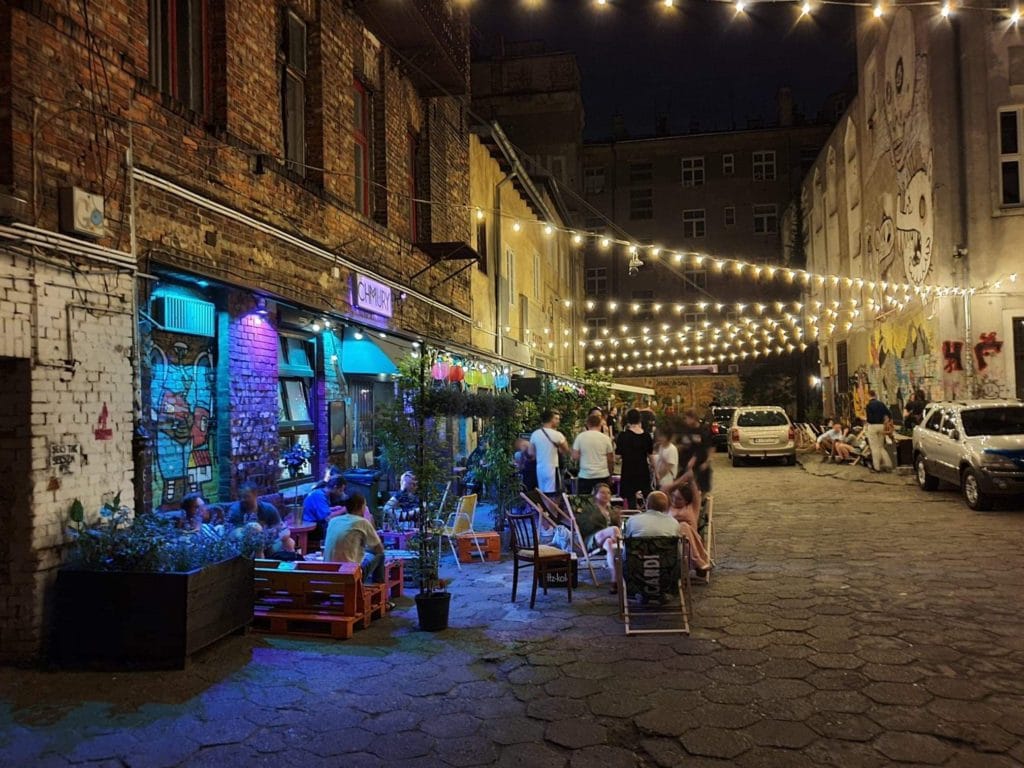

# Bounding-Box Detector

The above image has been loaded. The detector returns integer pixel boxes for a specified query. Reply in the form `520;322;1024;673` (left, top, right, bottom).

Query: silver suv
912;401;1024;510
728;406;797;466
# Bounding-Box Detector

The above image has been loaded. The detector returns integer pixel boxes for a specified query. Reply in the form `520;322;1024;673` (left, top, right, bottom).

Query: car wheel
785;454;796;466
732;454;742;467
961;468;993;511
915;454;938;491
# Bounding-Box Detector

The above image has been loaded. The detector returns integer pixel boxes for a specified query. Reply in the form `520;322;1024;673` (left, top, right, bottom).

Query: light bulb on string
873;3;884;17
512;219;521;232
475;208;485;221
941;1;952;17
801;1;812;14
572;233;582;245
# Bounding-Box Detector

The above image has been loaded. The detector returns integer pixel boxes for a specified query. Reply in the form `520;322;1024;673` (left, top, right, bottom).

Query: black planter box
53;556;253;669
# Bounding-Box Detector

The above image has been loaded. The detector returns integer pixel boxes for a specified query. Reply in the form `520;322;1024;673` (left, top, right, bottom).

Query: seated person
323;493;388;589
179;492;218;539
383;471;419;530
228;483;294;554
816;421;845;460
302;476;348;535
623;491;678;539
831;427;856;462
586;483;623;594
667;482;711;577
514;437;538;493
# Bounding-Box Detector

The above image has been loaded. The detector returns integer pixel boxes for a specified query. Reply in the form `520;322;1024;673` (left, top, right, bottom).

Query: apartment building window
149;0;210;116
278;335;316;486
629;188;654;220
681;157;705;187
408;132;421;240
584;166;606;194
683;269;707;290
584;214;604;231
585;267;608;296
629;161;653;183
682;209;706;238
683;313;707;326
752;150;776;181
753;204;778;234
586;317;608;332
280;10;307;175
724;205;736;227
999;107;1023;206
476;218;488;274
631;290;654;300
533;253;541;299
505;247;516;306
722;153;735;176
548;156;566;182
353;80;371;215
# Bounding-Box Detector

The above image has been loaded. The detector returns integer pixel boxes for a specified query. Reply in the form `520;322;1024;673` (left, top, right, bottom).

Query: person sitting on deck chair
323;493;390;593
816;421;845;461
621;491;680;604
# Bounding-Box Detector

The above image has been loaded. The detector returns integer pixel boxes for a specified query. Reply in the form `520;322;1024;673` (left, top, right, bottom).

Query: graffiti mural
973;332;1010;399
942;340;966;398
868;310;936;410
863;8;934;286
151;330;217;509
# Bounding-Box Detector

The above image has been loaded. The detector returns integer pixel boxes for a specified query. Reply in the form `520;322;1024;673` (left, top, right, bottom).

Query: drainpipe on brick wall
127;129;146;515
952;17;974;384
494;171;516;358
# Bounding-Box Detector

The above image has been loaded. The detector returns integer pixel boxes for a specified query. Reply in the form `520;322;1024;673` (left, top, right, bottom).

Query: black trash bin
341;468;383;525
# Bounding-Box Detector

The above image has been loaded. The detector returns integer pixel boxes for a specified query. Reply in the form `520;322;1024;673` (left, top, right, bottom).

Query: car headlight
980;453;1018;471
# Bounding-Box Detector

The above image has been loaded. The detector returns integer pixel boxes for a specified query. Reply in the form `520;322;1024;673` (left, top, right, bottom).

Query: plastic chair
617;536;691;636
436;494;480;571
507;509;573;609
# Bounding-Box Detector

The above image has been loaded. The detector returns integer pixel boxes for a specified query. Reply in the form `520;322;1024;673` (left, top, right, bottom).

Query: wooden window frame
353;80;371;215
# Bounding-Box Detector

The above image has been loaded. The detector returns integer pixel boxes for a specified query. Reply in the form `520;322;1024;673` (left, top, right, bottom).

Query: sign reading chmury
354;275;393;318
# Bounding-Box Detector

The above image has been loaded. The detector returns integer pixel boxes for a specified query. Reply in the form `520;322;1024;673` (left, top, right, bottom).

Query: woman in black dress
615;408;654;509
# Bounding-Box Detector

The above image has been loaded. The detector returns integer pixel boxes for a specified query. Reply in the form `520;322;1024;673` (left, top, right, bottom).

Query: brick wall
0;252;134;661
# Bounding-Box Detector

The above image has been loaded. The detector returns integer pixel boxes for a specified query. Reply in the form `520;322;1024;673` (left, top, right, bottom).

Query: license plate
753;437;776;444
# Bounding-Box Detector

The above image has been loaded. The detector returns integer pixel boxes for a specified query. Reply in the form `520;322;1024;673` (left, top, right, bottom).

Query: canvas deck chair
539;492;600;587
617;536;691;636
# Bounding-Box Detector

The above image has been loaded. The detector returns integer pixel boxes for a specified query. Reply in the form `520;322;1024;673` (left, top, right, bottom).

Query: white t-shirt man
323;514;382;565
573;429;615;479
530;426;567;493
655;442;679;487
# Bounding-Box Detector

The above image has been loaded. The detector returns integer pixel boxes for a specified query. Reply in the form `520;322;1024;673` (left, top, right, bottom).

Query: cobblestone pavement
3;455;1024;767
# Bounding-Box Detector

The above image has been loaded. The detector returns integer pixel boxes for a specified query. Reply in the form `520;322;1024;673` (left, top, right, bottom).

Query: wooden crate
456;531;501;563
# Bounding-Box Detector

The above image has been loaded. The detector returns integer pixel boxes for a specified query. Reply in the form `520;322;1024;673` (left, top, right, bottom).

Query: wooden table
289;523;316;555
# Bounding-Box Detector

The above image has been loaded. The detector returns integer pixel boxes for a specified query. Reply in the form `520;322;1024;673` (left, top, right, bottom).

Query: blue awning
339;327;407;375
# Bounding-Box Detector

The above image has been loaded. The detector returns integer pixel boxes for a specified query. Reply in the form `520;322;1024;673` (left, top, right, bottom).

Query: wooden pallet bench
253;560;392;639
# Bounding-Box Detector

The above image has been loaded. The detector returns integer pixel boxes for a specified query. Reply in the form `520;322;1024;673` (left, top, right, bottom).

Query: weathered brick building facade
0;0;473;660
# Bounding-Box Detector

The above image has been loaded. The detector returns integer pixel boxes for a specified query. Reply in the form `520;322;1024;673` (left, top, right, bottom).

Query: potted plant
281;442;312;521
53;493;258;669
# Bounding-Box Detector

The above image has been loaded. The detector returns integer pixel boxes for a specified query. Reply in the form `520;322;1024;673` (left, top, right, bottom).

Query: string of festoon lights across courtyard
500;0;1024;24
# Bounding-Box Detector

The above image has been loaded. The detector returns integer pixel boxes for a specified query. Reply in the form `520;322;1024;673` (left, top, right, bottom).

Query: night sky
470;0;858;140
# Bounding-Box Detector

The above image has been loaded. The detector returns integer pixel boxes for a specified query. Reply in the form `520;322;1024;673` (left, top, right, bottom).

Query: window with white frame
999;107;1023;206
724;205;736;227
753;203;778;234
533;252;541;299
682;208;706;238
681;156;705;187
583;166;606;195
722;153;735;176
586;316;608;331
683;312;707;326
752;150;776;181
585;267;608;296
629;160;653;184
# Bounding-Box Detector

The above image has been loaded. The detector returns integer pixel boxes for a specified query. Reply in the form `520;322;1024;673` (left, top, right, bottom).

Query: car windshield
960;407;1024;437
737;410;788;427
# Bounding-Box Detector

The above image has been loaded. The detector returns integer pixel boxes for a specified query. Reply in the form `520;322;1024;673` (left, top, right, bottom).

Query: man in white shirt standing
572;411;615;494
529;410;570;495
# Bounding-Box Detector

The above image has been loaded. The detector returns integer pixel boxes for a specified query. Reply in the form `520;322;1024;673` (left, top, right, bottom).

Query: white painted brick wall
0;250;136;661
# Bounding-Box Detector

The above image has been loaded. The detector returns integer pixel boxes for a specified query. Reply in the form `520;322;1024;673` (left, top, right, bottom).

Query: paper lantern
465;369;480;387
448;365;464;383
481;371;494;389
495;373;510;389
432;361;449;381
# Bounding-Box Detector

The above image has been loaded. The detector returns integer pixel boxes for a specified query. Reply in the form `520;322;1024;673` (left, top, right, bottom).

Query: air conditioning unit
151;295;216;337
59;186;105;239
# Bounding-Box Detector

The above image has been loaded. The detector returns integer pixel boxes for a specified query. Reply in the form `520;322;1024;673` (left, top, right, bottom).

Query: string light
941;1;952;16
512;219;521;232
873;3;884;16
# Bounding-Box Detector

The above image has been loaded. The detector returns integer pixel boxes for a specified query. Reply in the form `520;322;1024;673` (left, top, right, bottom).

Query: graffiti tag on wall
151;331;217;509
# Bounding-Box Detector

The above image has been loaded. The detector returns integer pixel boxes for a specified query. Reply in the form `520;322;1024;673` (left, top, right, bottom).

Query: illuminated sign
354;275;393;317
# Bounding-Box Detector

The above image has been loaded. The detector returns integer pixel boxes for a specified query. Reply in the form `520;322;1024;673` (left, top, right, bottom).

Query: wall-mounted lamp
255;297;269;316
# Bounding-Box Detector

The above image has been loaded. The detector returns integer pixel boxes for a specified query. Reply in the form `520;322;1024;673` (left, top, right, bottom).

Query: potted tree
53;493;258;669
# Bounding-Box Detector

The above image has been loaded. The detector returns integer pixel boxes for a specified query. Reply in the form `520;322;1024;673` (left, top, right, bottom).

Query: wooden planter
53;556;253;669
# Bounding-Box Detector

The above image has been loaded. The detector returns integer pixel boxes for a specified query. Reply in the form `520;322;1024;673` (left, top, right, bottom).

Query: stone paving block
586;691;652;719
365;730;434;761
745;718;818;749
680;726;753;759
863;681;933;706
805;711;881;742
434;735;500;767
567;744;640;768
544;718;607;748
874;731;954;764
633;707;697;737
493;742;568;768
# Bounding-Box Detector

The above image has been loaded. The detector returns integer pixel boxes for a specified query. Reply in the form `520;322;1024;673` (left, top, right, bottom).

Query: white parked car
912;400;1024;510
728;406;797;466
